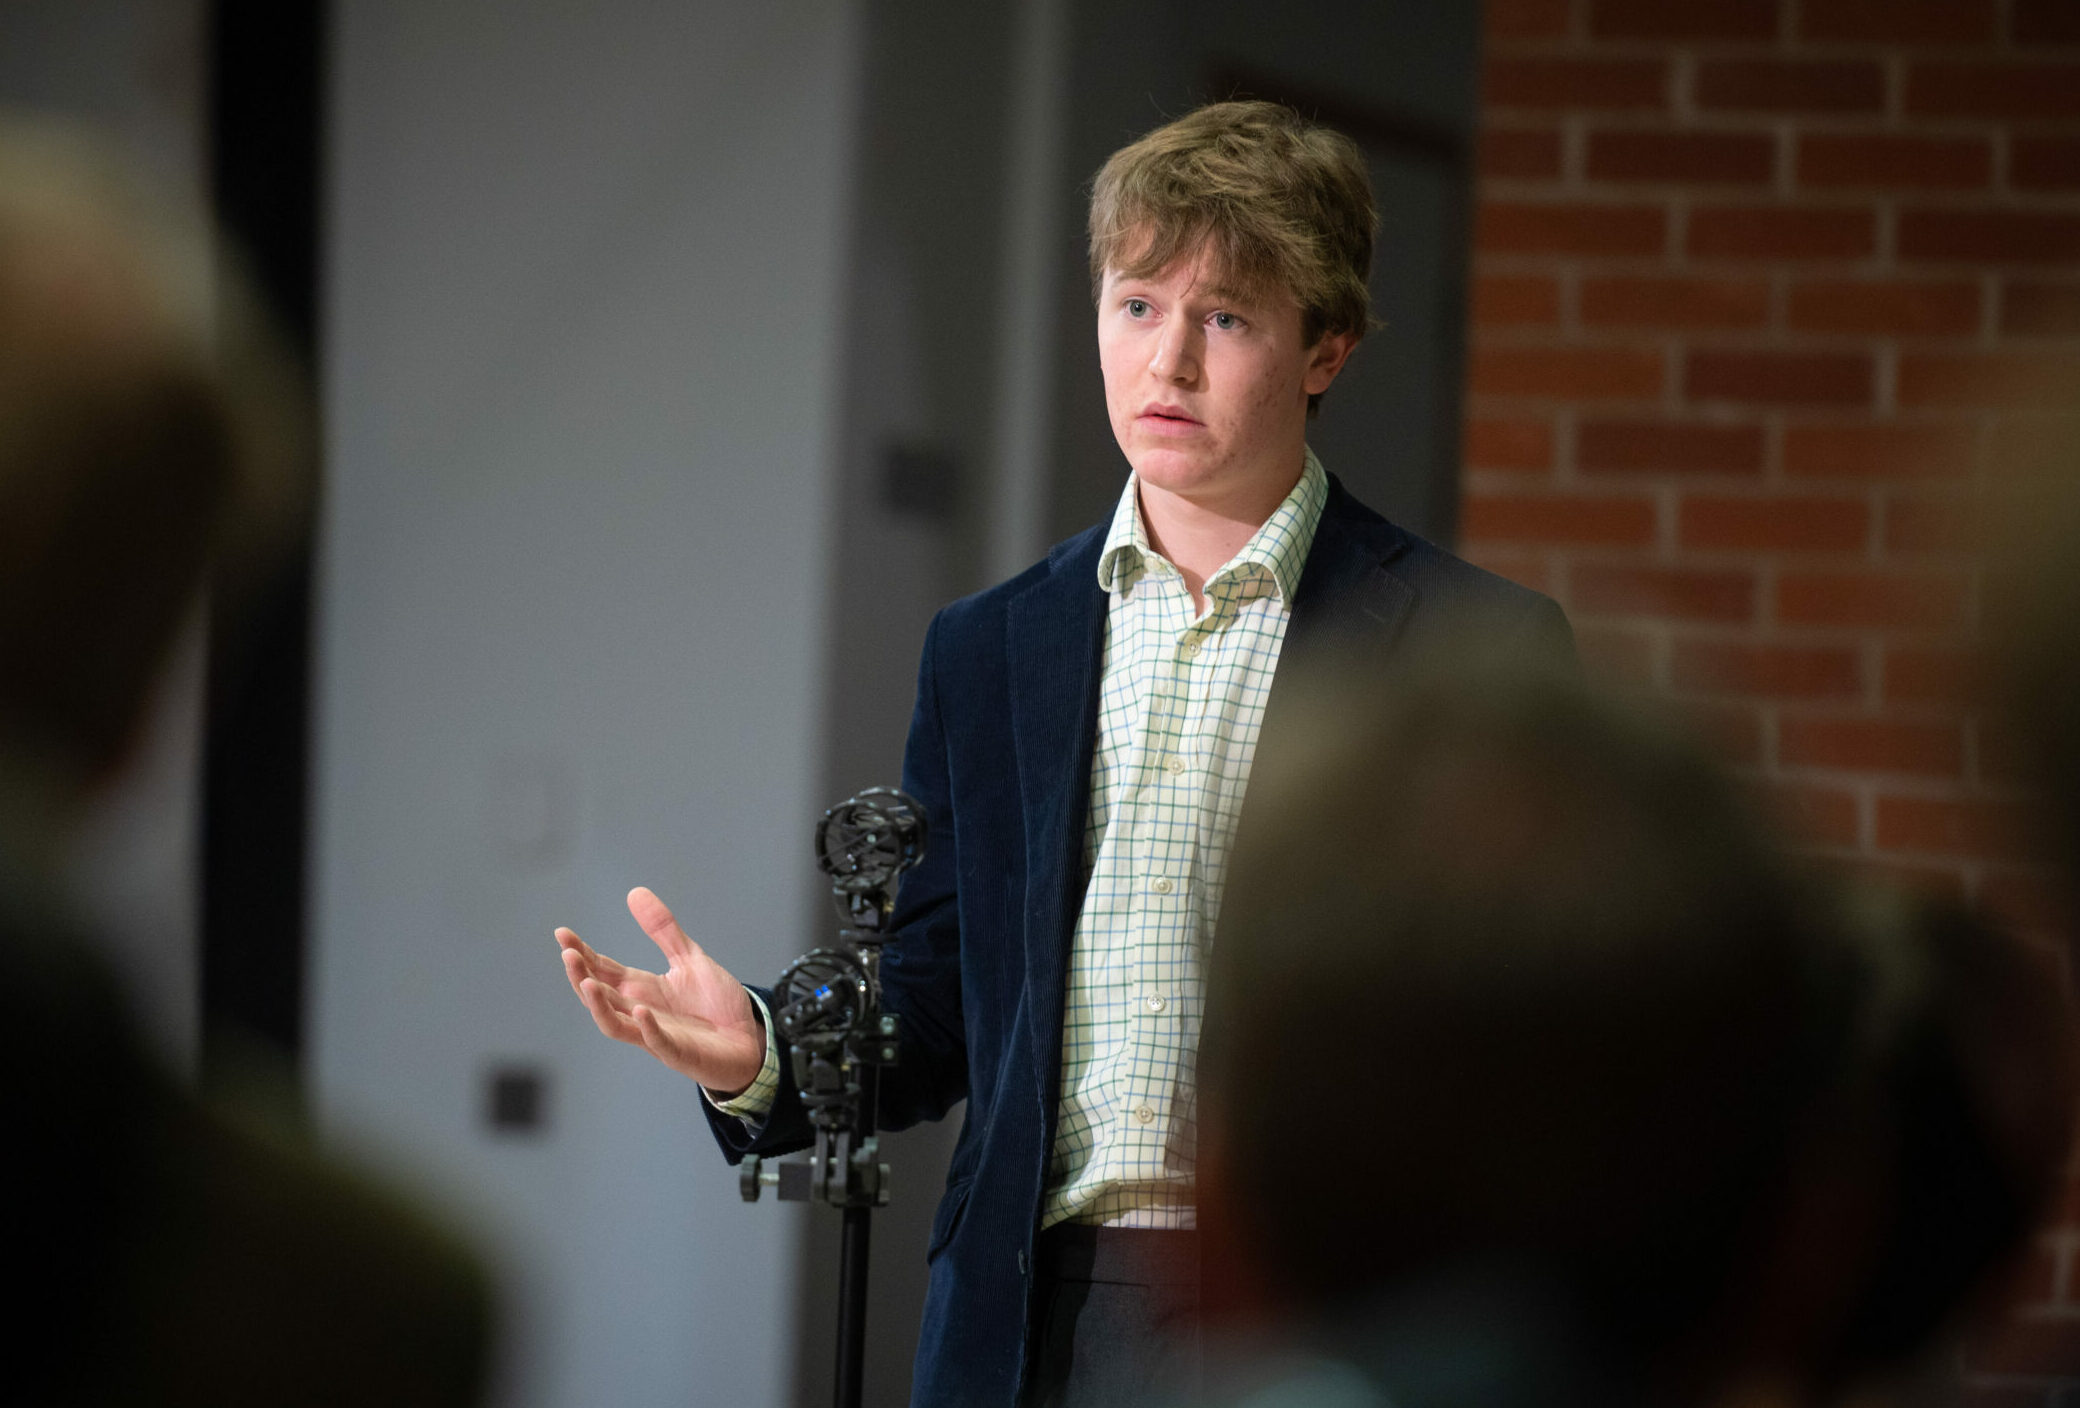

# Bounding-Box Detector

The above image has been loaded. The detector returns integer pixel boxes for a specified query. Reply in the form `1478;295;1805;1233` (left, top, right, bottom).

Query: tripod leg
834;1205;871;1408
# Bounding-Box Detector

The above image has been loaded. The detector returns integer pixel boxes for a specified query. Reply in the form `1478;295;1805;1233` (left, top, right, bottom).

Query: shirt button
1133;1105;1156;1125
1164;756;1186;775
1181;640;1200;659
1151;877;1173;894
1144;995;1167;1013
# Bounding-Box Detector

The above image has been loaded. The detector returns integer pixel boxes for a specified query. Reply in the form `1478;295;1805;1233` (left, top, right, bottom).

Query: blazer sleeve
871;610;972;1129
699;612;971;1163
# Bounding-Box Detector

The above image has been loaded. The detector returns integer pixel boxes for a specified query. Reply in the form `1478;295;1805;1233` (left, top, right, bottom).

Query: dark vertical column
201;0;325;1085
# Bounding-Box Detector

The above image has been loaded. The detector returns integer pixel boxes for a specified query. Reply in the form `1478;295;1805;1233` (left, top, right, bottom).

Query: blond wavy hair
1089;100;1377;402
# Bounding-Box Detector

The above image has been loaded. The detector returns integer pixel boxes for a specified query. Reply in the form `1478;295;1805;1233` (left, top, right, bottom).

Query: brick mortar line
1567;546;1885;564
1472;246;2080;265
1470;257;2080;281
1464;391;2038;415
1772;765;1979;792
1502;185;2080;206
1654;480;1678;555
1877;341;1901;414
1475;331;2009;351
1584;621;1985;643
1503;118;2056;139
1481;42;2075;60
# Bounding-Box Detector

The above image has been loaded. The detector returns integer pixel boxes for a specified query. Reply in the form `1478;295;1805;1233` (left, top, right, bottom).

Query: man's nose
1148;322;1200;384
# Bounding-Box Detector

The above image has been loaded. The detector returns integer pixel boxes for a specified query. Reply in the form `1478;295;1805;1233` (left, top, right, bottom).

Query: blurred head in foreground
0;125;302;829
1201;661;2074;1407
0;127;487;1406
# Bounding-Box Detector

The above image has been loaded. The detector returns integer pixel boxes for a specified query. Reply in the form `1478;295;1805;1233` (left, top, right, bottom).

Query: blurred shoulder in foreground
0;125;490;1406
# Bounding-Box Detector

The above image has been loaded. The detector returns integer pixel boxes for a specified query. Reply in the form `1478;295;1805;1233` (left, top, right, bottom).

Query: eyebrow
1112;274;1261;308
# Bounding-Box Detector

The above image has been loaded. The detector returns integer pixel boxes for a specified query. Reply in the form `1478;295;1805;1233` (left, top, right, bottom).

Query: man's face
1097;241;1353;513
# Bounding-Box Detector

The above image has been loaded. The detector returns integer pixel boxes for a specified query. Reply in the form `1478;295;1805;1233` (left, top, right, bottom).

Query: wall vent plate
487;1064;547;1132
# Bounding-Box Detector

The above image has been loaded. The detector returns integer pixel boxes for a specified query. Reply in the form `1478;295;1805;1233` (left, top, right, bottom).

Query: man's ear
1303;331;1358;397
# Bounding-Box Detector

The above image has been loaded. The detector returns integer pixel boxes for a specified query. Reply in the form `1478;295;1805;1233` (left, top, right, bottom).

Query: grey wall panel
317;5;863;1404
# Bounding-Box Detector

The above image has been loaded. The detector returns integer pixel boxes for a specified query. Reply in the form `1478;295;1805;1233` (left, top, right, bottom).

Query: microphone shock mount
738;786;926;1408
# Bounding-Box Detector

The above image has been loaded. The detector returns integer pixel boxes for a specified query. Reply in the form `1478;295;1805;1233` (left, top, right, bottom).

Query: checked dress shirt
717;450;1330;1233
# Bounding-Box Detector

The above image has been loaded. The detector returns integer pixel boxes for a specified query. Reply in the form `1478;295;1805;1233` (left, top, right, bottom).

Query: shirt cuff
703;988;779;1123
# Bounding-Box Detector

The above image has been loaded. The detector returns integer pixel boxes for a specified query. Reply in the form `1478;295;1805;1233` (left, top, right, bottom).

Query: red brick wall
1459;0;2080;1394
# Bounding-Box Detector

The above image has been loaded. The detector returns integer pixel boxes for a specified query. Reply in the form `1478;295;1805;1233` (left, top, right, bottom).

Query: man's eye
1125;299;1150;318
1211;311;1242;331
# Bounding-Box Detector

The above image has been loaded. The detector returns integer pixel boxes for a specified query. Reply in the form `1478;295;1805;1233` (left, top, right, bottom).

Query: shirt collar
1097;446;1330;605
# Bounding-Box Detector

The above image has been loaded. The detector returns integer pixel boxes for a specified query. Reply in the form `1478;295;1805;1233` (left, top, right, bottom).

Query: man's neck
1137;455;1305;610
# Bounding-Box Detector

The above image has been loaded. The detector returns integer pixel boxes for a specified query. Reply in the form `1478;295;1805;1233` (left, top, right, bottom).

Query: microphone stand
741;787;924;1408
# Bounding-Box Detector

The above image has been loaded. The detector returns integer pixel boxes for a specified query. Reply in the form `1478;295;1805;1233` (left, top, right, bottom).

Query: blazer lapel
1252;479;1422;807
1285;477;1417;657
1006;529;1107;1087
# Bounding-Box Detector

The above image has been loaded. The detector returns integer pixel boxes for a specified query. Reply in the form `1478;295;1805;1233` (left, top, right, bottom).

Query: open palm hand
555;886;766;1096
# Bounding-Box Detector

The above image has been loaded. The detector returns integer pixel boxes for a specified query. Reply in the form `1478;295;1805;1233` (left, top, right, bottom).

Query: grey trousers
1023;1226;1202;1408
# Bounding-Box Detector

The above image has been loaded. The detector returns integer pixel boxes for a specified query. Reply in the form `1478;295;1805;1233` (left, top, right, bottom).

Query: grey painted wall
316;5;863;1404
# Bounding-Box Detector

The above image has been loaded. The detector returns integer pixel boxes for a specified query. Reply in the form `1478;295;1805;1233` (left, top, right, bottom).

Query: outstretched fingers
556;929;624;997
578;975;643;1044
627;886;701;967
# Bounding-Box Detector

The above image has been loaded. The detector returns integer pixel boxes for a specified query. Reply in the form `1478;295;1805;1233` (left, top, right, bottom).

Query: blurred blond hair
0;122;307;786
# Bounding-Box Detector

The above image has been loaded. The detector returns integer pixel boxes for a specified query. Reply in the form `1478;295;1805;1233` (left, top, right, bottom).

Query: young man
556;100;1572;1408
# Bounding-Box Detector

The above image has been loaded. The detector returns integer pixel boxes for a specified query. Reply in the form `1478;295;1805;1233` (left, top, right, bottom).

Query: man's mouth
1140;404;1201;425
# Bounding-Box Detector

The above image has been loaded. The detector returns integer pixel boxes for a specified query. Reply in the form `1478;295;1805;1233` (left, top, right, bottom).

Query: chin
1127;448;1226;496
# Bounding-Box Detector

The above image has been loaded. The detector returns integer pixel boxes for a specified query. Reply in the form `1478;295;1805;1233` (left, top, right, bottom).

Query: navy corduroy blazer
704;474;1574;1408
